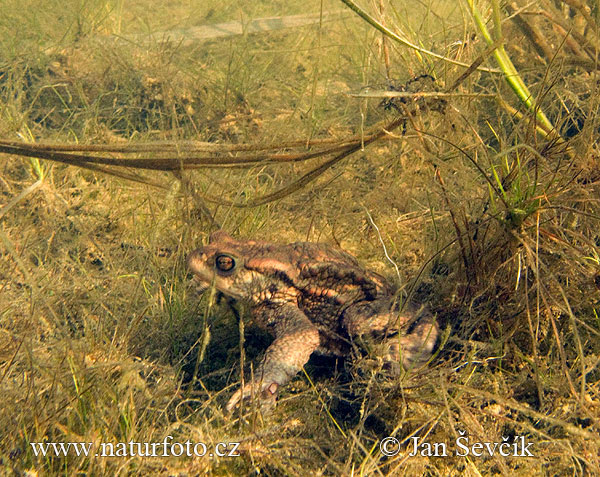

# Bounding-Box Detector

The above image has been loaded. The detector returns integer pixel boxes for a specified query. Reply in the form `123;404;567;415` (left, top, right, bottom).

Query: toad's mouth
189;270;246;301
192;275;211;294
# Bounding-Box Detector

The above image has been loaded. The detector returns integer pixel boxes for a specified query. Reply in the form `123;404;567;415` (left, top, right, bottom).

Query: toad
187;231;438;411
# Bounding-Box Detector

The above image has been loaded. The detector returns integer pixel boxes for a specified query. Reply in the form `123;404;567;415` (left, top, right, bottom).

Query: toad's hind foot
344;300;439;371
384;313;439;372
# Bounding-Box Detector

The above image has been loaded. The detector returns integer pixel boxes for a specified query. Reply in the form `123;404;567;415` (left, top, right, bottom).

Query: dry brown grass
1;0;599;475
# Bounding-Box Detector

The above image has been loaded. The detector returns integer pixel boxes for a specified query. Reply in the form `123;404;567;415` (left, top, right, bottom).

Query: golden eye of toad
215;254;236;273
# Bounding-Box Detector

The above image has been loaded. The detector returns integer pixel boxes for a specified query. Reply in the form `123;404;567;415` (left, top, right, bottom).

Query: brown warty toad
187;231;438;411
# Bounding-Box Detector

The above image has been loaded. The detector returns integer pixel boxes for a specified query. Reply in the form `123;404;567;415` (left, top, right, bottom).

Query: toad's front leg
226;304;320;412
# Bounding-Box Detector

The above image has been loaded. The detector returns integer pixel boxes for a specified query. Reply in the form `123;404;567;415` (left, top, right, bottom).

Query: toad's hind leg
342;299;438;370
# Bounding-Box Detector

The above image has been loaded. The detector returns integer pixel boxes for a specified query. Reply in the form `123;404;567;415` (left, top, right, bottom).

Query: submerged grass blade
340;0;501;73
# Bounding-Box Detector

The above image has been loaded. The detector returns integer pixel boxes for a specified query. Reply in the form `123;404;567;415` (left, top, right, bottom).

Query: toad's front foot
226;380;279;412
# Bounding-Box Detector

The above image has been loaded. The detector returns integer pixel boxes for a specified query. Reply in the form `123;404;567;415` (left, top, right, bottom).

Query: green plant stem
466;0;556;135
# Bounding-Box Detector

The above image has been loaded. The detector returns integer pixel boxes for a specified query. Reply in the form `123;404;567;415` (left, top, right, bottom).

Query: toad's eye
215;254;236;273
